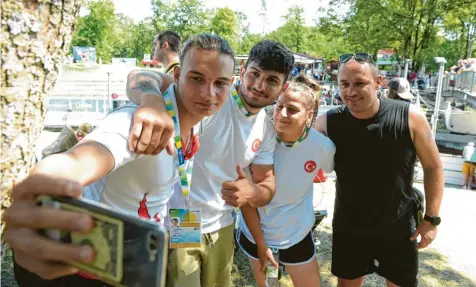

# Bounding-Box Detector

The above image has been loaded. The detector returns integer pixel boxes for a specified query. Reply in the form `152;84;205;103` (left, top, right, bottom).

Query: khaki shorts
166;223;235;287
462;162;476;175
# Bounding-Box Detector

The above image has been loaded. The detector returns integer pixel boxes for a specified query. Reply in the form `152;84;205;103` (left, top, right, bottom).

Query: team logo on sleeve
304;160;317;173
251;139;262;152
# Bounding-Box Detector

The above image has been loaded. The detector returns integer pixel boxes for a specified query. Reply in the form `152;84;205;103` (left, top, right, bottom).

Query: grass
231;223;476;287
2;224;475;287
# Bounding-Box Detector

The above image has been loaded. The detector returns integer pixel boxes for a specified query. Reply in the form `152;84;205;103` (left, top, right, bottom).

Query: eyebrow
276;100;301;108
249;67;281;83
340;77;369;82
188;70;232;82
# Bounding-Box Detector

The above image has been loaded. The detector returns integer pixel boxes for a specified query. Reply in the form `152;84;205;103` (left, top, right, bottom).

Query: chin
243;94;269;109
194;109;215;117
275;122;290;132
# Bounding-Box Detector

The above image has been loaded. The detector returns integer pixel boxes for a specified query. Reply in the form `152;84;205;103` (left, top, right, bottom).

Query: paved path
313;175;476;281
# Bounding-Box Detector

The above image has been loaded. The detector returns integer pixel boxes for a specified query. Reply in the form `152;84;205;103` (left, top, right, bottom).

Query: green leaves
71;0;117;62
70;0;475;66
151;0;210;42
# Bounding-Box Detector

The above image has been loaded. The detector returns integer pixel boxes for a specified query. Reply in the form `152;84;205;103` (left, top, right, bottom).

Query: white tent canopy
293;53;324;64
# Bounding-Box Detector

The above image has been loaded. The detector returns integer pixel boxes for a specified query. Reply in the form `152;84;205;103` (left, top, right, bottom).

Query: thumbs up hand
221;165;257;207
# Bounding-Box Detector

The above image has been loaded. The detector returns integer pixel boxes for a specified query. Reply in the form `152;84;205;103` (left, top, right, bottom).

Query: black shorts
331;216;418;287
236;229;316;265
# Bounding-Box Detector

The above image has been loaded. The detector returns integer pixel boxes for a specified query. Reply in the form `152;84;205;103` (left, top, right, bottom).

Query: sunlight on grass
2;226;475;287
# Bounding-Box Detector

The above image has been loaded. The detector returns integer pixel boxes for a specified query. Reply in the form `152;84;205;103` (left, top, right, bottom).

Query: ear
375;75;383;89
173;65;181;84
239;65;246;80
281;81;290;91
162;41;169;51
306;109;315;127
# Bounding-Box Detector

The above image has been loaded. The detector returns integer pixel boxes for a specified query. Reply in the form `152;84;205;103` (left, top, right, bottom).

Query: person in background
387;77;415;103
462;142;475;190
152;30;181;75
470;145;476;190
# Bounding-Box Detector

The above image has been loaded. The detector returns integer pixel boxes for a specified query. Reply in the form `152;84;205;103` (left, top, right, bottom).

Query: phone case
38;195;169;287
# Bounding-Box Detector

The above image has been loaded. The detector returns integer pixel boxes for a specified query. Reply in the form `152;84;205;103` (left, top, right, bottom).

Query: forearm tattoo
127;70;163;95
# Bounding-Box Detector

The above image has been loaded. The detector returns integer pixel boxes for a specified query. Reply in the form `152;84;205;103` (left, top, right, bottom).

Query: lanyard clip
184;198;190;209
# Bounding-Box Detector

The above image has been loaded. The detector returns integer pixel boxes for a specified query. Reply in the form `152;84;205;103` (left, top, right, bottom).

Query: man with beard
125;40;295;287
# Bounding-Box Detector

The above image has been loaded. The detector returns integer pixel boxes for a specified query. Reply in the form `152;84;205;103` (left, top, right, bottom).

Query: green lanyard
164;87;194;208
231;86;255;118
276;127;309;148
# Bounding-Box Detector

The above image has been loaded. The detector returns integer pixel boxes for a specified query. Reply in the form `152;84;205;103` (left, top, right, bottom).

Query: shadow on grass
2;227;475;287
232;224;476;287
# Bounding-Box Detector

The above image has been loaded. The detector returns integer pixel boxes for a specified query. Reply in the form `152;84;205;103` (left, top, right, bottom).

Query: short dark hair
157;30;181;54
246;40;294;81
180;33;235;66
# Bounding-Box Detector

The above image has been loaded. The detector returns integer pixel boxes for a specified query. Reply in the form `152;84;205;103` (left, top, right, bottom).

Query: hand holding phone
4;175;93;280
37;196;169;287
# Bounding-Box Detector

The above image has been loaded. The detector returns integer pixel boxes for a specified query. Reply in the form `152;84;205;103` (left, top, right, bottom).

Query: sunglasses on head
339;53;374;65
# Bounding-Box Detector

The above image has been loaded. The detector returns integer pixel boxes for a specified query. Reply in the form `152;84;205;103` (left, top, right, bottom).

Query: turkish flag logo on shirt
304;160;317;173
251;139;261;153
138;193;161;223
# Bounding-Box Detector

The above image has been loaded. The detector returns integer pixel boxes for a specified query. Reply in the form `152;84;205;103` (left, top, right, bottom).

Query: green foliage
210;8;239;51
71;0;117;63
70;0;475;68
267;6;307;52
151;0;210;41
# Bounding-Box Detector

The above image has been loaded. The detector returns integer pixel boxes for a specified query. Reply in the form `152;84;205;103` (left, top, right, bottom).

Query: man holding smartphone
4;33;236;286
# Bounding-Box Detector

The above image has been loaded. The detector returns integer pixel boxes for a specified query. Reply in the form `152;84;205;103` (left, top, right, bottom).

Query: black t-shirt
327;98;417;231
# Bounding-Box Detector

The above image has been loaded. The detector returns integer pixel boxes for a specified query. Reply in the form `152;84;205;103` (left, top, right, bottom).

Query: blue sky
110;0;335;34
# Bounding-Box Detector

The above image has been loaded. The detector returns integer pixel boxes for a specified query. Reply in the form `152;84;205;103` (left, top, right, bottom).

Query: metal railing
442;71;476;94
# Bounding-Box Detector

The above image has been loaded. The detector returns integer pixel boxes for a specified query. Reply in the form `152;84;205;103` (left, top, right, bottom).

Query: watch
424;215;441;226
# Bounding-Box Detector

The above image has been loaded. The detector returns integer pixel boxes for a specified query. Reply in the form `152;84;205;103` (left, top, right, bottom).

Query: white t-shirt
239;129;335;248
169;86;277;233
463;145;475;162
82;85;186;224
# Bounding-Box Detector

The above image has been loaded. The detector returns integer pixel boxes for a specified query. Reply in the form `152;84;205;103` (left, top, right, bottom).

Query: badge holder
168;207;201;248
164;88;202;249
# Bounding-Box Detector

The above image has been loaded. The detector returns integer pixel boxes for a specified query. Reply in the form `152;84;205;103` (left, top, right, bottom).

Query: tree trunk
466;23;475;59
1;0;81;228
459;21;466;60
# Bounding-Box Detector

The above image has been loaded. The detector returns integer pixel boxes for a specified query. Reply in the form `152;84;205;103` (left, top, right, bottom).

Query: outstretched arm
125;69;176;155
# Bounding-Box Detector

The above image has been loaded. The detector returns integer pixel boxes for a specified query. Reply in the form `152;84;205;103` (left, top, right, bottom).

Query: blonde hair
286;74;321;126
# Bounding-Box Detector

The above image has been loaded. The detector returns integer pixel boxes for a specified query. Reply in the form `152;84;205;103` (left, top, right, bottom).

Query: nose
346;86;358;97
254;76;266;92
280;107;288;118
201;83;215;101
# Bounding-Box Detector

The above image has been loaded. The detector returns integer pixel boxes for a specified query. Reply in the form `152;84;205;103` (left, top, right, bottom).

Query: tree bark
1;0;81;229
466;22;475;59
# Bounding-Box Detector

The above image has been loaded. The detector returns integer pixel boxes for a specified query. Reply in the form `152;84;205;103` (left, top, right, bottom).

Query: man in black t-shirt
314;54;444;287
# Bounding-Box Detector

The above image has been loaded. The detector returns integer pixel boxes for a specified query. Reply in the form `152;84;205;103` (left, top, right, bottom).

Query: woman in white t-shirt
237;74;336;287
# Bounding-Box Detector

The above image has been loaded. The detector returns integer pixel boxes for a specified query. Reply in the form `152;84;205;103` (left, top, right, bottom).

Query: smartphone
37;195;169;287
